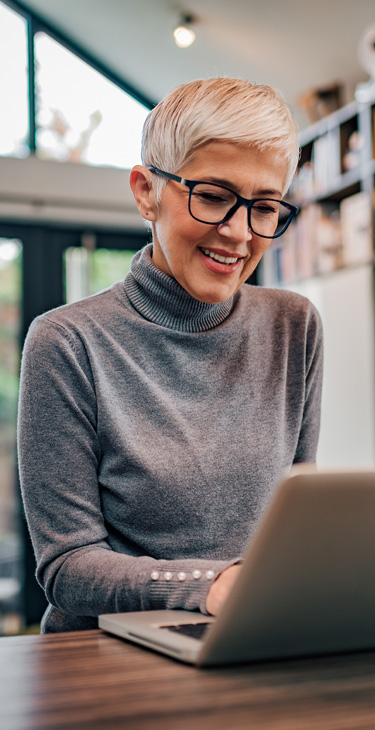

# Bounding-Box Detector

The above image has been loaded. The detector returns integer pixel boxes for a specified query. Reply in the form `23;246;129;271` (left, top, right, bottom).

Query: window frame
1;0;155;154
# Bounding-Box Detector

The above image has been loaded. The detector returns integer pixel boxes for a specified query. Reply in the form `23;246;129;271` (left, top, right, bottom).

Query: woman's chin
186;283;239;304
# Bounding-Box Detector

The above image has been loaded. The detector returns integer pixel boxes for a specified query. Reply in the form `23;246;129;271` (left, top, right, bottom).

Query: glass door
0;222;147;633
64;237;138;304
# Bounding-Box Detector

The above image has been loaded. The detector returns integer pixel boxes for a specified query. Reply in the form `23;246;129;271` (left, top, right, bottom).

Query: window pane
35;32;149;169
0;2;29;158
0;238;23;635
64;247;136;304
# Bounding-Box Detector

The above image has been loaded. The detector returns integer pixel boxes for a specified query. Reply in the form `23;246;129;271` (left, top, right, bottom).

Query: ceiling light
173;14;196;48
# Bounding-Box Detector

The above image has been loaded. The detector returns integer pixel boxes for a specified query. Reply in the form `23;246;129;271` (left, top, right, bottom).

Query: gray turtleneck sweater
18;244;323;633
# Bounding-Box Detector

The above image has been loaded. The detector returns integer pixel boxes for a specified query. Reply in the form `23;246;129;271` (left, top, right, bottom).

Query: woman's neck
123;244;234;333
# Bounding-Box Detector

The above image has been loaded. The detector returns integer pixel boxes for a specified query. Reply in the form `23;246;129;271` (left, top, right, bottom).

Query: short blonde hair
141;77;299;200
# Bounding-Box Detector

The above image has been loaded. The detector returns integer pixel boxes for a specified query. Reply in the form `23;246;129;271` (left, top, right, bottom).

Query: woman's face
150;142;288;303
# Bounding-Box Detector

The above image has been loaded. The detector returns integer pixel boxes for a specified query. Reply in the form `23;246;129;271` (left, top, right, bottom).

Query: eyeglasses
148;166;298;239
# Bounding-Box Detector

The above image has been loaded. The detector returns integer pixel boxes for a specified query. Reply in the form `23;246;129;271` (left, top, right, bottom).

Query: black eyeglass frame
147;166;299;239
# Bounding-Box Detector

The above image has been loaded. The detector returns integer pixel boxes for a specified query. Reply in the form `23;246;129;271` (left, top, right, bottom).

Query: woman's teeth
200;248;239;264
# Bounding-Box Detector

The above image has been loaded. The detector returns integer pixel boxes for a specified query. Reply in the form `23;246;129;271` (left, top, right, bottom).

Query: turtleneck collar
123;244;234;333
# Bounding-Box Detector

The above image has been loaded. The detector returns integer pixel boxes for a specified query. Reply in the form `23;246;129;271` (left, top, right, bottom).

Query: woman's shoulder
236;284;323;340
25;280;127;353
34;280;125;328
240;283;318;314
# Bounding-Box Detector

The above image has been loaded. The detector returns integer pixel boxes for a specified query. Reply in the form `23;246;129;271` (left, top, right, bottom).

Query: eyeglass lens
189;184;291;237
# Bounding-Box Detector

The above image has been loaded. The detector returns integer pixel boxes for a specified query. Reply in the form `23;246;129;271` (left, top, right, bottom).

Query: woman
18;77;323;632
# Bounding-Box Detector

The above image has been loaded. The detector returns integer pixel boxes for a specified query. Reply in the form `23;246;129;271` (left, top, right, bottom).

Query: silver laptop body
99;467;375;665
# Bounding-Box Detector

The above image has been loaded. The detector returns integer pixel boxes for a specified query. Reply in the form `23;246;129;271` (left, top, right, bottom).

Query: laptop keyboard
160;622;211;640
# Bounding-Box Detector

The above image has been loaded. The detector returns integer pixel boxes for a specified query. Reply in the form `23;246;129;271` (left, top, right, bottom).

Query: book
315;205;343;275
340;192;373;266
296;205;319;279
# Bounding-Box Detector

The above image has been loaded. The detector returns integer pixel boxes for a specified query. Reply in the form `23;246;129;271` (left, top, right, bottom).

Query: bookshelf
259;94;375;287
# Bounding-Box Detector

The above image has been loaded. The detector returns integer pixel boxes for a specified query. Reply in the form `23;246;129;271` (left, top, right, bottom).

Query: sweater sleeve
17;316;236;629
293;302;324;464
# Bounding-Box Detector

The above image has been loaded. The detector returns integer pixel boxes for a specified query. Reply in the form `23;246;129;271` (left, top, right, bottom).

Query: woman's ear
129;166;157;221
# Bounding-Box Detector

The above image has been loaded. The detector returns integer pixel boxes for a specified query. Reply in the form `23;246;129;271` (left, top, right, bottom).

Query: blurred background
1;0;375;634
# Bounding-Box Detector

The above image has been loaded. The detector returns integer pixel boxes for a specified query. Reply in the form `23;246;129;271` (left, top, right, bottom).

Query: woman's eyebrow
254;187;283;198
197;175;235;187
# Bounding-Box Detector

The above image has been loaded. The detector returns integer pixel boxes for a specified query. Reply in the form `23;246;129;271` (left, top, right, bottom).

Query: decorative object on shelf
296;82;343;124
342;130;364;172
356;24;375;103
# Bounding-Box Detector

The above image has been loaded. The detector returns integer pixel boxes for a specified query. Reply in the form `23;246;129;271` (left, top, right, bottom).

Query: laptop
99;466;375;666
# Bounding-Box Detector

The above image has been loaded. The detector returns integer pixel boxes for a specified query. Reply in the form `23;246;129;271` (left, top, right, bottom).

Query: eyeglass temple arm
147;166;185;184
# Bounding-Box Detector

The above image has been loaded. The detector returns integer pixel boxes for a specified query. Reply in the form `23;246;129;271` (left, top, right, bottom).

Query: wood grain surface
2;629;375;729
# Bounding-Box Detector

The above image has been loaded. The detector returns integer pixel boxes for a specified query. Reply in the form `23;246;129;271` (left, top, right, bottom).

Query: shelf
292;167;362;207
298;99;359;146
261;95;375;289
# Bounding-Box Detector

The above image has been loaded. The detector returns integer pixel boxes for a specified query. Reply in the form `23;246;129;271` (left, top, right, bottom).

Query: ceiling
17;0;375;128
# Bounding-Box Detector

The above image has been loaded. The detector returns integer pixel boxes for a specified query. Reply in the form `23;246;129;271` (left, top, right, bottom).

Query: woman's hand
205;564;242;615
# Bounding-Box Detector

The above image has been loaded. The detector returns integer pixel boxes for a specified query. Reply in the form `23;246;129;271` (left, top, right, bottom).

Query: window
35;32;149;169
0;3;29;158
64;246;136;304
0;0;153;169
0;0;152;632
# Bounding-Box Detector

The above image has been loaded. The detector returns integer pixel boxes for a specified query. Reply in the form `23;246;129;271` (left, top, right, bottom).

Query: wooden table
2;630;375;729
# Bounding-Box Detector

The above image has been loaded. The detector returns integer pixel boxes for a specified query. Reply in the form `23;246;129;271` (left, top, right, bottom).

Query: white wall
289;265;375;468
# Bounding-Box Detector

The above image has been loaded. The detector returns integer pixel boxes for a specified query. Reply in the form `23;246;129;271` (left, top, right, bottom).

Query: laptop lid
100;467;375;665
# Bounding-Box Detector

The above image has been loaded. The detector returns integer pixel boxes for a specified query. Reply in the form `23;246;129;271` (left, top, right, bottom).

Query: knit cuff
145;559;240;615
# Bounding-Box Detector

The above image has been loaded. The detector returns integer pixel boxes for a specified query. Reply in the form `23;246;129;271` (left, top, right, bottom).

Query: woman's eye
195;192;229;205
253;204;277;215
202;194;226;203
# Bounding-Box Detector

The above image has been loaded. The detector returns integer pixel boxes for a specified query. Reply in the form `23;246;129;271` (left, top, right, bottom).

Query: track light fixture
173;14;196;48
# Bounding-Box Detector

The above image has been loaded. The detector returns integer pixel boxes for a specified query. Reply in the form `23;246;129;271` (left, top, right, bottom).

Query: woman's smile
198;246;245;274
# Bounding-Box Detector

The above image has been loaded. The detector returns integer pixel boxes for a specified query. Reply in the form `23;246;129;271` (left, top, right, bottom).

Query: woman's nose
216;205;252;242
